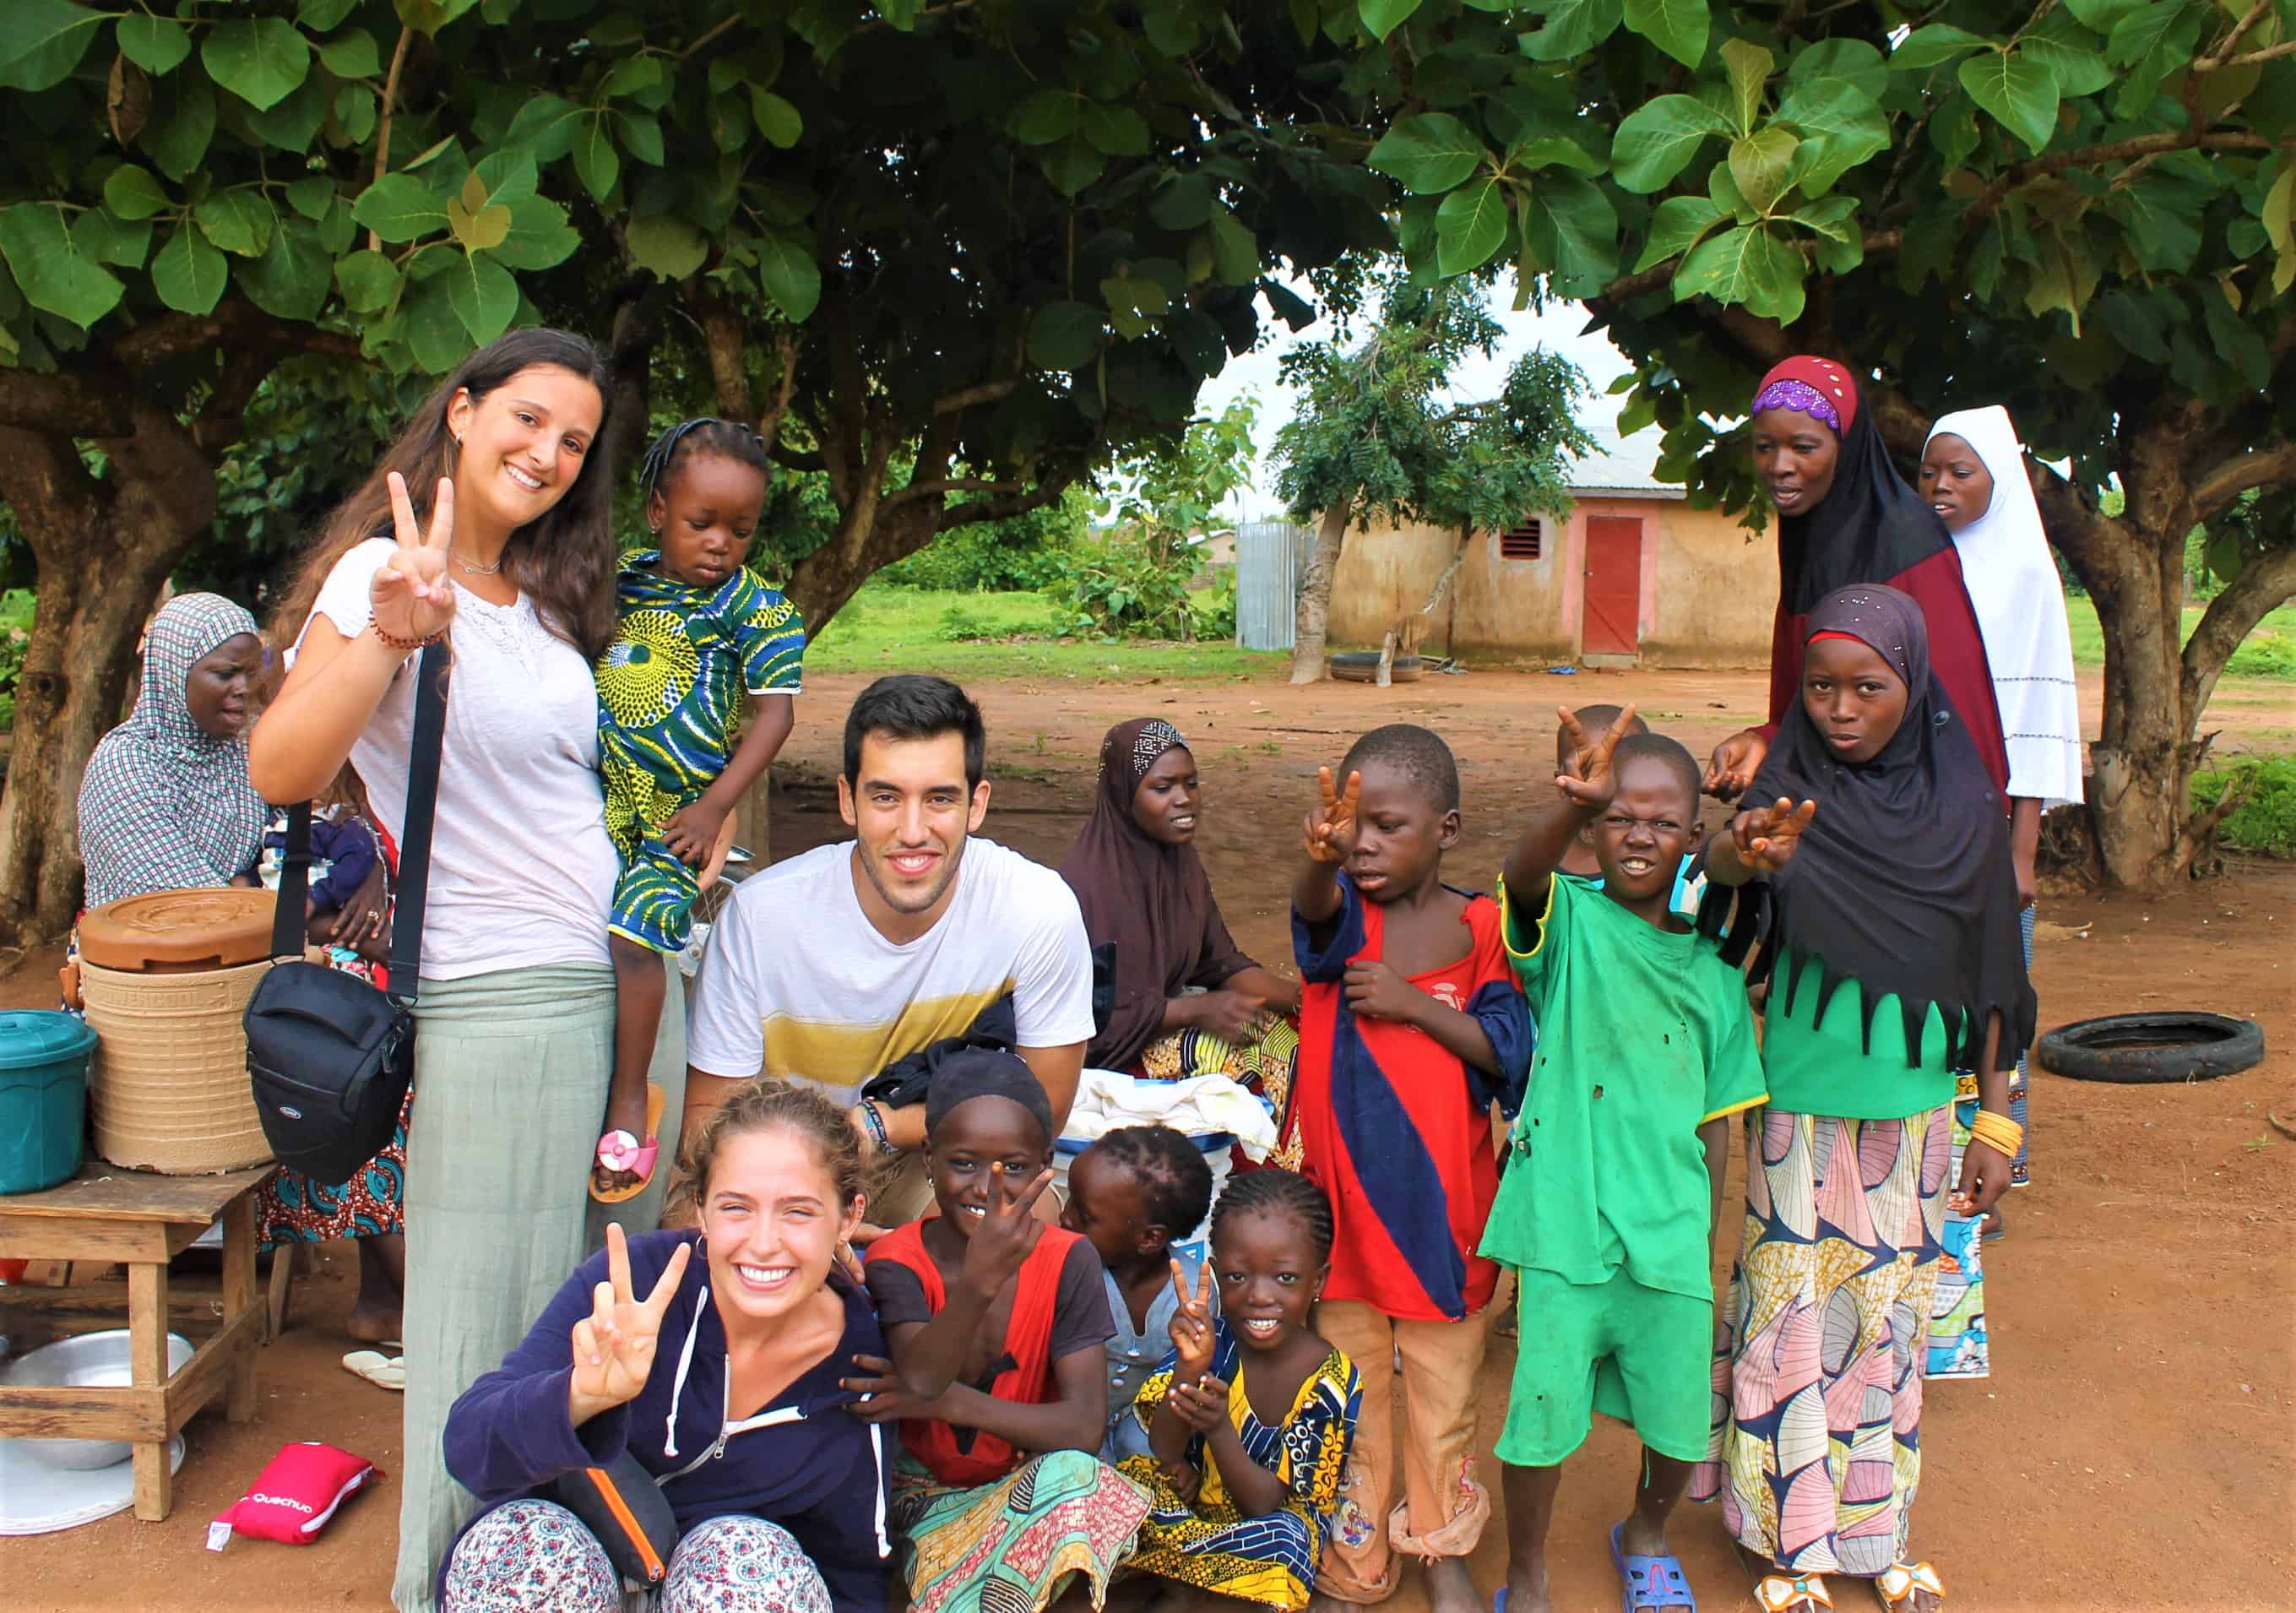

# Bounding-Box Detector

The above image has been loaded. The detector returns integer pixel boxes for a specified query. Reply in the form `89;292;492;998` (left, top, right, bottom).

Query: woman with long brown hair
249;328;683;1613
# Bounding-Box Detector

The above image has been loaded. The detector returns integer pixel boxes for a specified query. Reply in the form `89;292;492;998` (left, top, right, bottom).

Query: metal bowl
0;1329;194;1469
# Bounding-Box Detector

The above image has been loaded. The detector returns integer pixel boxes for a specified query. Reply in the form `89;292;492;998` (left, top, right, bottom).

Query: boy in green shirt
1482;706;1779;1613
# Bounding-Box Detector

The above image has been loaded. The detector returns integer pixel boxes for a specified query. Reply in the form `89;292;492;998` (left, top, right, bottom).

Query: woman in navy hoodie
440;1081;891;1610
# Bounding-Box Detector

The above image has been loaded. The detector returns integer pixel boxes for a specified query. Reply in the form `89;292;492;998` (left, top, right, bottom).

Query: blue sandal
1611;1522;1698;1611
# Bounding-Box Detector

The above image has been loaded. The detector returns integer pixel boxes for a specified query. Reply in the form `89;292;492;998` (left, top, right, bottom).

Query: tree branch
2182;540;2296;719
367;26;414;253
2190;441;2296;520
2196;0;2275;69
1967;131;2281;231
942;463;1080;530
0;373;128;437
768;442;824;474
932;380;1016;415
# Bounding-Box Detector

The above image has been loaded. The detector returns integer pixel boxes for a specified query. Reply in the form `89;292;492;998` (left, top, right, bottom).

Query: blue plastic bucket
0;1011;98;1195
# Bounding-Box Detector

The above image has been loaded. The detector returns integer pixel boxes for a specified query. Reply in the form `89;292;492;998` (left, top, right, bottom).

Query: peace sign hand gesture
956;1162;1053;1302
1554;701;1638;813
568;1223;691;1424
369;470;458;646
1304;767;1362;864
1167;1257;1216;1382
1729;796;1820;874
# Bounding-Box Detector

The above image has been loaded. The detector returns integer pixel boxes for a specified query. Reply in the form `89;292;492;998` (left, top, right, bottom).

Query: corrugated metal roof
1566;426;1685;499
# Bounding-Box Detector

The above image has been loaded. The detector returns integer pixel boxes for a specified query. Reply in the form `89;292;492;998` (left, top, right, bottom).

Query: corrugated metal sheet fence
1235;521;1311;651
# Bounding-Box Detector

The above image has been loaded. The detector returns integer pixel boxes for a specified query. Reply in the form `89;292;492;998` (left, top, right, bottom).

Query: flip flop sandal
341;1350;406;1392
589;1083;667;1205
1611;1522;1697;1611
1754;1574;1832;1610
1875;1563;1945;1610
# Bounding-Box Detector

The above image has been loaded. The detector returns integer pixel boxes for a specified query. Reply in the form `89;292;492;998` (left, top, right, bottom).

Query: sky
1191;275;1645;524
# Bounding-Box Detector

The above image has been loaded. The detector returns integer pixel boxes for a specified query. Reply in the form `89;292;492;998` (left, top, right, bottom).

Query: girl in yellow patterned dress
1119;1169;1360;1610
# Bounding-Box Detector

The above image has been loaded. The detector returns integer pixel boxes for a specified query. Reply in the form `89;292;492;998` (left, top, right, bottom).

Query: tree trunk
2081;518;2190;888
0;414;219;942
1288;502;1353;684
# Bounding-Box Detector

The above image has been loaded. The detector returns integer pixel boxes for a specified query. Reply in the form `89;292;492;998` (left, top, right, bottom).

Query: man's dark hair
1557;703;1649;769
1339;723;1461;813
843;675;986;790
1088;1125;1215;1241
1612;732;1702;812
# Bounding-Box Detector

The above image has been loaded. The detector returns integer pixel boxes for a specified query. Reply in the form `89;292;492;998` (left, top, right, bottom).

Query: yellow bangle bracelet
1968;1111;2024;1156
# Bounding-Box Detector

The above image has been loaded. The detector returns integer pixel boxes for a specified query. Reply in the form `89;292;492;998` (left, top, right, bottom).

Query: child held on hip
1482;707;1776;1613
1289;725;1532;1613
591;419;806;1201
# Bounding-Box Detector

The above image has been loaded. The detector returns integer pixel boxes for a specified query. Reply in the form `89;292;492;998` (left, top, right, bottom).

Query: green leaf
1719;39;1773;135
116;14;193;75
1930;99;1980;170
299;0;361;28
1149;172;1216;231
246;73;330;152
504;95;586;160
1774;79;1890;195
626;213;708;280
490;195;580;269
1623;0;1707;70
1436;176;1511;275
0;204;126;328
2120;166;2208;273
1633;193;1723;271
193;190;276;258
2264;162;2295;260
750;89;801;148
1367;112;1485;194
2063;0;2145;30
1609;95;1733;193
242;218;329;321
572;115;621;202
334;83;377;144
1518;0;1623;62
1892;24;1987;72
0;0;103;92
395;0;484;35
1675;223;1801;320
318;27;381;79
1728;128;1798;213
598;55;665;102
355;174;448;242
757;231;820;322
334;248;401;312
2105;0;2187;66
1958;50;2060;155
1039;133;1106;198
149;222;227;314
614;111;665;166
1788;39;1886;100
1079;102;1152;157
1523;171;1618;291
877;0;924;28
1508;136;1606;175
442;249;518;344
1010;90;1077;145
1029;300;1105;370
468;151;538;210
1790;193;1864;271
102;164;170;221
1360;0;1424;41
402;276;467;372
2022;36;2114;96
285;176;335;220
1206;207;1257;285
447;194;511;252
142;77;214;179
70;209;149;269
203;18;312;111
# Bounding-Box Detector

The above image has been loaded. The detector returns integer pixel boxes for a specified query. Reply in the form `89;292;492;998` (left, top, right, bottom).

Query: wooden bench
0;1163;274;1519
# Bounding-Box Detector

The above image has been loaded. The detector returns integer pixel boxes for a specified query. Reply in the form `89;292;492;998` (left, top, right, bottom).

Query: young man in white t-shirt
685;674;1095;1226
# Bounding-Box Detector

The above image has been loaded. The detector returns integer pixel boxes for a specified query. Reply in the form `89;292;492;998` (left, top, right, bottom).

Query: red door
1581;515;1642;657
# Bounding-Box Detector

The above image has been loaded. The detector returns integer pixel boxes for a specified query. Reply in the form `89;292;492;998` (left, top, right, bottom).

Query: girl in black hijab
1689;584;2031;1613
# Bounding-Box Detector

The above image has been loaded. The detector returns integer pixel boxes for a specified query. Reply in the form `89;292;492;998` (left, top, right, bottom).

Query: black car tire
2034;1012;2265;1084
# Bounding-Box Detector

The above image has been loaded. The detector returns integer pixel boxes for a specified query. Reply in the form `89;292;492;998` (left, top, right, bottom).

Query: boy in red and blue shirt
1289;723;1532;1609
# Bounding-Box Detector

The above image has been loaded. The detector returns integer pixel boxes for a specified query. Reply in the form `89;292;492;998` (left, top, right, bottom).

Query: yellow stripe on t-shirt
759;983;1015;1100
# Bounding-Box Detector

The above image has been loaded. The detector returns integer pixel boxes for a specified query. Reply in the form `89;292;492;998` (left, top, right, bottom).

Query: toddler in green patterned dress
590;419;805;1202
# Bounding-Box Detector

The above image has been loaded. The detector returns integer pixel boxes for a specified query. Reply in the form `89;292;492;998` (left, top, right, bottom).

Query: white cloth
687;838;1096;1103
1927;407;2086;807
299;538;617;980
1064;1067;1278;1160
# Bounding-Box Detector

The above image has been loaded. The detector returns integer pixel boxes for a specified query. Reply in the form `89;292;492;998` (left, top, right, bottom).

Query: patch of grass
806;584;1286;682
2192;754;2296;859
2065;598;2296;680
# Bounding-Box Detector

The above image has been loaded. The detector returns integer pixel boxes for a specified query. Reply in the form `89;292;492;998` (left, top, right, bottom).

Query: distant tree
1272;277;1594;682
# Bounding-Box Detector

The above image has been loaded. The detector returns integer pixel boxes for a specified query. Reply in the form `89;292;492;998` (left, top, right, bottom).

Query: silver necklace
452;549;503;576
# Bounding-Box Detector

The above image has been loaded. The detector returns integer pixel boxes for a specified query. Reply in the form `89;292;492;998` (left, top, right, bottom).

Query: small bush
1060;530;1202;640
2224;630;2296;680
937;605;1051;643
2192;756;2296;859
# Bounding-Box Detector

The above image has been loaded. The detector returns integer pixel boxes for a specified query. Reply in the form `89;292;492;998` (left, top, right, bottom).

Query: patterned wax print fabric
1290;876;1532;1321
1926;1073;1990;1379
1116;1320;1360;1611
2012;902;2035;1185
441;1502;834;1613
1142;1013;1305;1170
1691;1105;1951;1581
594;555;803;953
888;1449;1148;1613
77;592;267;910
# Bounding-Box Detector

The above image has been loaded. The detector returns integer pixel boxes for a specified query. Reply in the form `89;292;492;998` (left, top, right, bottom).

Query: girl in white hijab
1919;407;2080;1219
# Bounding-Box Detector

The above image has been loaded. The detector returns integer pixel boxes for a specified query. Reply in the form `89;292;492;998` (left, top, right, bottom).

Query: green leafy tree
0;0;1394;941
1064;394;1257;638
1272;276;1595;682
1319;0;2295;885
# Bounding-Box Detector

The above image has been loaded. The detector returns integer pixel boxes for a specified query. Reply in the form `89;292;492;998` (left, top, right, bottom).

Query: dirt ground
3;663;2292;1610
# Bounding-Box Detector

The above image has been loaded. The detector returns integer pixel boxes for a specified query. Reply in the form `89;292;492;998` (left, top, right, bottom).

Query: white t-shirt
687;838;1096;1104
301;538;617;980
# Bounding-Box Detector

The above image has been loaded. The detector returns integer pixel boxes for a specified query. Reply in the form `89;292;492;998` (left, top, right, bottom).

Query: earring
453;434;463;448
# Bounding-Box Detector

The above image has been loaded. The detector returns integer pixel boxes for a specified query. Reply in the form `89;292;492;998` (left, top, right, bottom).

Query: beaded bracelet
372;622;444;653
857;1098;897;1157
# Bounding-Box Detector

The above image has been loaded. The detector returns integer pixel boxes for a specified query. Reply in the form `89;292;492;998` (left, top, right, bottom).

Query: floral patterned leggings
441;1501;832;1612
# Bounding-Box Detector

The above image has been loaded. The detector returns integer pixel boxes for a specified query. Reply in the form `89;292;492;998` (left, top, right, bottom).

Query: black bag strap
268;639;451;1009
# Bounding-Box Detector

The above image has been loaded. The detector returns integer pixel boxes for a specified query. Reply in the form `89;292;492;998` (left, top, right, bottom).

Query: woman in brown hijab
1059;719;1303;1155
